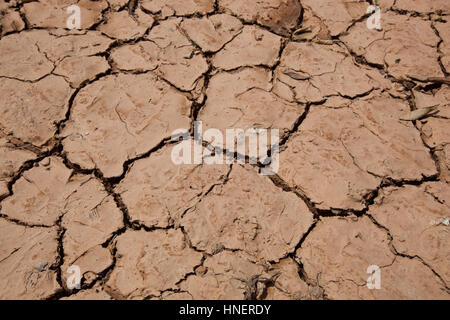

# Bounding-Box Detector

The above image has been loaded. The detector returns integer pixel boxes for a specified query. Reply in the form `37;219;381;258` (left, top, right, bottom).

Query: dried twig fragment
399;106;438;121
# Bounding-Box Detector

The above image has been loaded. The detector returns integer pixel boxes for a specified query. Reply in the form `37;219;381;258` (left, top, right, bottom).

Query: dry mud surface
0;0;449;300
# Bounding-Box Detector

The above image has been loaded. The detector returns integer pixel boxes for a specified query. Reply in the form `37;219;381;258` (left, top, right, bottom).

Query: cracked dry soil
0;0;449;300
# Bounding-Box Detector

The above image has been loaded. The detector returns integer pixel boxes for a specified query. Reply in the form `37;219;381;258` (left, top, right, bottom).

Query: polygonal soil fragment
35;31;113;62
212;26;281;70
300;0;367;36
415;86;450;148
106;229;202;299
62;245;114;289
344;93;437;180
179;251;265;299
279;115;378;211
435;22;450;73
141;0;214;17
298;216;448;299
369;184;450;285
436;144;450;183
279;92;437;211
1;157;76;225
116;144;229;228
359;257;449;300
263;258;310;300
54;56;110;87
0;137;36;198
0;32;54;81
21;0;107;29
146;18;208;90
110;41;159;71
160;291;193;300
393;0;450;14
341;12;443;79
198;67;305;138
0;157;116;230
61;284;113;300
59;177;123;287
414;86;450;113
62;73;191;178
111;21;209;91
298;216;417;299
219;0;302;36
0;29;113;89
181;165;314;261
292;6;330;41
108;0;128;11
423;181;450;208
0;220;59;299
41;31;112;87
180;14;243;53
0;76;72;147
0;9;25;36
98;11;147;40
412;86;450;181
274;42;388;103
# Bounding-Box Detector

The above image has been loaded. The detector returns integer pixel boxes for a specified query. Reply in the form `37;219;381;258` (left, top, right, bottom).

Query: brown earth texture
0;0;449;300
